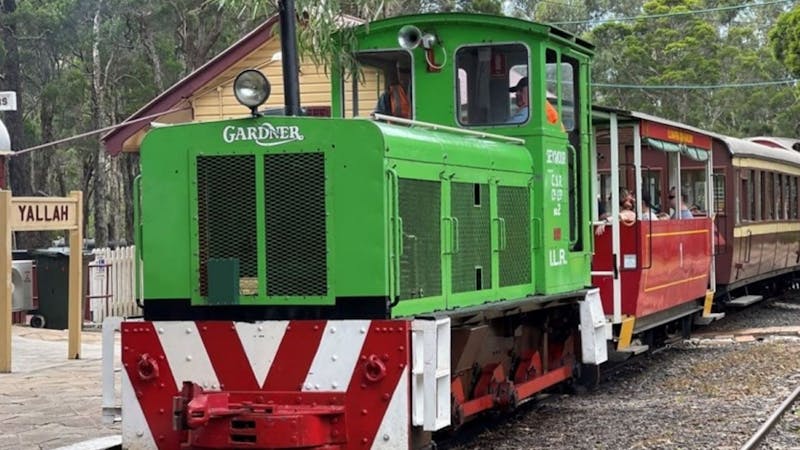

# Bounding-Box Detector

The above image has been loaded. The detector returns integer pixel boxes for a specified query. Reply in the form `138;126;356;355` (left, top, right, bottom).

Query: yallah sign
10;198;79;231
1;190;84;373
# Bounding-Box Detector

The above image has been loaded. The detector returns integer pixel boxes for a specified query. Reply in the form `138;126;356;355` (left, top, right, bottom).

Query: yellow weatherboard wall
193;38;336;121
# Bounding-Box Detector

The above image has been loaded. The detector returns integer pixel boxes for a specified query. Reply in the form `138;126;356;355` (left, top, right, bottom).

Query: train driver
508;77;560;125
374;61;412;119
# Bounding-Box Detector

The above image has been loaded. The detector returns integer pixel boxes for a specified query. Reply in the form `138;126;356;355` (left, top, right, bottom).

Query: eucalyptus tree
770;5;800;77
588;0;796;137
1;0;30;200
769;4;800;137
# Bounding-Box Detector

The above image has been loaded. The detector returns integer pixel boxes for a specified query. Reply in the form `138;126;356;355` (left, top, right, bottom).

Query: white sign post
0;92;17;112
0;119;9;153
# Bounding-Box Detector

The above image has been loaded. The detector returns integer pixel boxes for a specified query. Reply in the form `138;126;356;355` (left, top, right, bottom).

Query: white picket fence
89;246;141;322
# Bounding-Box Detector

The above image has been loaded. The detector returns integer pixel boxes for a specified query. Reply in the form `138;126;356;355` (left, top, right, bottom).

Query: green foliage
4;0;797;243
770;5;800;77
589;0;797;137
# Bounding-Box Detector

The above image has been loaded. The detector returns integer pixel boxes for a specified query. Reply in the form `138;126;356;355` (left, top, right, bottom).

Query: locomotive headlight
233;69;271;115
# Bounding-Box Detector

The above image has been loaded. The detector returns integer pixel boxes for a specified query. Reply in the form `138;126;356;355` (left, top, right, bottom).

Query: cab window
456;44;528;126
343;51;413;119
545;49;577;131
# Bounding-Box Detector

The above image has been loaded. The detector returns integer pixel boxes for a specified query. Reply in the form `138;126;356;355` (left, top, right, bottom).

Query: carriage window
754;170;762;221
792;176;799;219
343;51;413;119
782;174;790;220
762;172;773;220
784;176;791;219
713;171;725;215
643;170;662;212
776;174;784;219
456;44;528;126
739;170;756;221
598;172;611;216
680;169;706;214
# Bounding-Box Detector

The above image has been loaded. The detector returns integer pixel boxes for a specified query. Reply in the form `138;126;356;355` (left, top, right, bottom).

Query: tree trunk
140;23;165;92
173;2;225;73
91;0;109;248
1;0;31;196
1;0;41;250
36;94;55;194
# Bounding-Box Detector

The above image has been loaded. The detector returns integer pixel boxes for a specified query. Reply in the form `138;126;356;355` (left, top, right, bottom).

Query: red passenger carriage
591;108;717;350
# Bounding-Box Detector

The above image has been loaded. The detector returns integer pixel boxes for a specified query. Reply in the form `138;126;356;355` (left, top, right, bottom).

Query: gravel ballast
442;290;800;449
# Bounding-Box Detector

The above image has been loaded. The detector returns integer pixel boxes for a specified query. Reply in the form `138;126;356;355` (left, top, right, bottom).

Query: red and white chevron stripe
121;320;412;450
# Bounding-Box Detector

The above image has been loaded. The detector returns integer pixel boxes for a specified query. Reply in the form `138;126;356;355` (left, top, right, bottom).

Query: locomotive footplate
175;382;348;449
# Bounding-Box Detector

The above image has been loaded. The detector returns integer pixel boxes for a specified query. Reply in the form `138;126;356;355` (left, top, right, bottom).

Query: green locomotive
125;12;606;450
139;14;595;317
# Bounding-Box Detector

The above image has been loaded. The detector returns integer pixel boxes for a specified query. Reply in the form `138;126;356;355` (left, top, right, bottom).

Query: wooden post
68;190;83;359
0;190;12;373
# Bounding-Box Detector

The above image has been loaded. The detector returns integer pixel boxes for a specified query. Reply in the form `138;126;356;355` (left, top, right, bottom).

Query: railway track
741;384;800;450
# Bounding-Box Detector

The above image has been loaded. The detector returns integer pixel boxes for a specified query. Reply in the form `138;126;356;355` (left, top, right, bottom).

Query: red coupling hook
364;354;387;383
137;353;159;381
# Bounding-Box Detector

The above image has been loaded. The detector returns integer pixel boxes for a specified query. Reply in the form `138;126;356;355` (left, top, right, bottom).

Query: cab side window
343;51;413;119
456;44;528;126
545;49;577;132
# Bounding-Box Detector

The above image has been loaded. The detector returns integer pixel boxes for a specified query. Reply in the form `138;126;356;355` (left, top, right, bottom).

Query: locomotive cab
334;14;596;296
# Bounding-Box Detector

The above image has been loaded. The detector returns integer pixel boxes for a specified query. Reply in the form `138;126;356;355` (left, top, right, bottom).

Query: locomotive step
728;295;764;308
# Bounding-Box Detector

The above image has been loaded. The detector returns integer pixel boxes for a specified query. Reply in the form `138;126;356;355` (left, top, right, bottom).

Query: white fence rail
89;246;140;322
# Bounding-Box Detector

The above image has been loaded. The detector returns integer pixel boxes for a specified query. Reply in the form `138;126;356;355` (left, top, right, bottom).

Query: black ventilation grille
264;153;328;296
398;179;442;300
197;155;258;297
498;186;531;287
451;182;492;293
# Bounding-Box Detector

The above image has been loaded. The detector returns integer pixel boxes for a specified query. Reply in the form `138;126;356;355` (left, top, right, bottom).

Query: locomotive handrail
372;113;526;145
133;175;144;307
642;165;653;270
499;217;507;251
567;144;579;248
452;217;460;255
442;217;454;255
644;218;653;270
387;168;401;305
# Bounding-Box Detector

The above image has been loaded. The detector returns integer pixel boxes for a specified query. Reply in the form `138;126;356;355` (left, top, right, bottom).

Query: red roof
102;15;280;155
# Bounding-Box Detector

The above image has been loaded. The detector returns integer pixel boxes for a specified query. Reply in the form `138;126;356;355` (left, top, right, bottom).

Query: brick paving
0;326;121;450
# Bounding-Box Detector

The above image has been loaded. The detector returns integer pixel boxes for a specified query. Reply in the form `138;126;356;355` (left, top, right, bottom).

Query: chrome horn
398;25;422;49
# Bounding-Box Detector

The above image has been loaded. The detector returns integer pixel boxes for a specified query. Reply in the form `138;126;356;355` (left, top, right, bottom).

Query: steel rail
740;384;800;450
